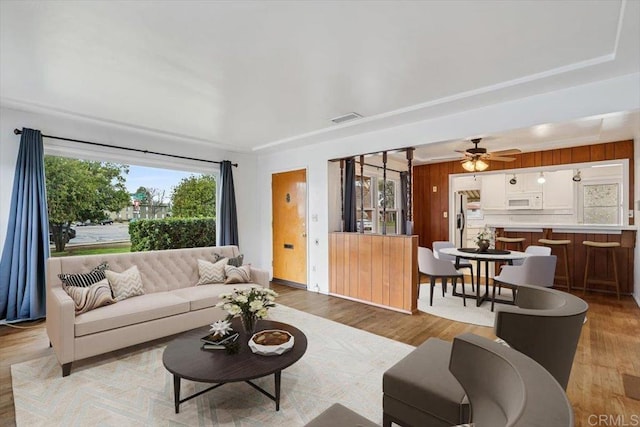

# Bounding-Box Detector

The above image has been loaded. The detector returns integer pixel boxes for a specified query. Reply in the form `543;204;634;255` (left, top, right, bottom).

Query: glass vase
240;313;258;336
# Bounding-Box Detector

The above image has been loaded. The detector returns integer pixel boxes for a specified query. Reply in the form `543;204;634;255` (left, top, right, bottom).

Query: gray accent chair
305;403;378;427
449;333;574;426
382;285;587;426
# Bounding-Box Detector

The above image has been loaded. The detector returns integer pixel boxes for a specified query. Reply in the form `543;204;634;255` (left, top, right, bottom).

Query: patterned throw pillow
224;265;252;284
105;266;145;302
214;253;244;267
58;262;109;287
64;278;115;314
197;258;228;285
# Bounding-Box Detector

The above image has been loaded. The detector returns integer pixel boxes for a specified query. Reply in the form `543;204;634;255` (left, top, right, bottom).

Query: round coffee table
162;318;307;413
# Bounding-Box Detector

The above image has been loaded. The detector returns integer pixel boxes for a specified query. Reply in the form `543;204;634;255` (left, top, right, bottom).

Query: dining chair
491;255;557;311
433;241;475;292
418;247;466;306
497;245;552;295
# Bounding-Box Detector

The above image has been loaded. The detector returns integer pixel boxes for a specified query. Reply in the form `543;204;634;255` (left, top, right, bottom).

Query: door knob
302;232;307;237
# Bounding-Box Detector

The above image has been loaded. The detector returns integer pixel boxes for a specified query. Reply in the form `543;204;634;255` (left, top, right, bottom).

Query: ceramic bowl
249;330;294;356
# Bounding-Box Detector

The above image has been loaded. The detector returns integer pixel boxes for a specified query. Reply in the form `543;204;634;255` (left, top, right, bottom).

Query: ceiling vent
330;112;362;124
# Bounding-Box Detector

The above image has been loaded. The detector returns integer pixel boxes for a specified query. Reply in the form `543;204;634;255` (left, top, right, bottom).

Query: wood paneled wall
413;140;635;246
329;233;418;313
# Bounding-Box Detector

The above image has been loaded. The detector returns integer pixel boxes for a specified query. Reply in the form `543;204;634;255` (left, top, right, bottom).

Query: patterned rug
417;282;499;327
11;305;414;426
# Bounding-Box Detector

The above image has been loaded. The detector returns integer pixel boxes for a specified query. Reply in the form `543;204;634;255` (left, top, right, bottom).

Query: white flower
218;293;233;300
249;300;264;311
235;295;248;303
266;294;275;301
228;305;242;315
256;308;268;318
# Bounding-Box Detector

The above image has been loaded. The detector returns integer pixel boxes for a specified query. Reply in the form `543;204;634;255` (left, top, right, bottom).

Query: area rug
11;305;414;426
417;282;505;327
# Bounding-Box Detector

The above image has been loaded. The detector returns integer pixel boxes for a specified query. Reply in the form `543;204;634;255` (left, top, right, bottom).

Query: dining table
439;247;532;307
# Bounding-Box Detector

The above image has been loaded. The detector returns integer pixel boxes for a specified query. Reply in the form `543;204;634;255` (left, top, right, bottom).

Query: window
377;179;397;234
355;174;400;234
582;182;621;224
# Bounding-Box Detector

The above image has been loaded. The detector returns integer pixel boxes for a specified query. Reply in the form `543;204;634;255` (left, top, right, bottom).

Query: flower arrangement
475;226;494;244
216;287;278;334
476;226;494;251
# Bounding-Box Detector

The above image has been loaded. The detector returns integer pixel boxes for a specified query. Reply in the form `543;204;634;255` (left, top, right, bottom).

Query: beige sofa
46;245;269;376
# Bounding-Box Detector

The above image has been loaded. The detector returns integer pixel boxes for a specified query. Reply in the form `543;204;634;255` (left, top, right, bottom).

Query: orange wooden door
272;169;307;285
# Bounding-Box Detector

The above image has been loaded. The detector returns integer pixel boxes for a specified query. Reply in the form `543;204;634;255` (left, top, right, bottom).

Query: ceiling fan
456;138;521;172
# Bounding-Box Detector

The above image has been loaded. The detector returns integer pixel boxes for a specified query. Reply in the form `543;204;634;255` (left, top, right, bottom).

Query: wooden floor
1;284;639;426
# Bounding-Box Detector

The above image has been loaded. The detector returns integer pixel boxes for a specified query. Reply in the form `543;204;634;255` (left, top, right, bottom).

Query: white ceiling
1;1;639;153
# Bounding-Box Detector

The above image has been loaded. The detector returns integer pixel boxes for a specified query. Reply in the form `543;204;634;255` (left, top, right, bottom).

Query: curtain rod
13;128;238;167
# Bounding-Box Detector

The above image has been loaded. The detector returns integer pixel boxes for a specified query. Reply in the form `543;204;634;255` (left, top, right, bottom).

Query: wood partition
329;232;418;314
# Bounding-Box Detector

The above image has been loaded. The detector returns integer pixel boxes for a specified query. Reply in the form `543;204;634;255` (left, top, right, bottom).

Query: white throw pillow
64;278;115;314
224;264;252;284
197;258;228;285
105;266;145;301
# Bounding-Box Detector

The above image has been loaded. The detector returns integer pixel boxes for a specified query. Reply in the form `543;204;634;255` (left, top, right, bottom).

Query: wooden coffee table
162;318;307;413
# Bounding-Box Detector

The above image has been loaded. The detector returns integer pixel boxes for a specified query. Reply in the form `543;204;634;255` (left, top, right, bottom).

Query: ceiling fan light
475;159;489;171
537;172;546;184
462;159;489;172
461;160;475;172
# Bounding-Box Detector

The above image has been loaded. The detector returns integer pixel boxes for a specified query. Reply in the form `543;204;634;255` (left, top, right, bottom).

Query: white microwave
506;192;543;210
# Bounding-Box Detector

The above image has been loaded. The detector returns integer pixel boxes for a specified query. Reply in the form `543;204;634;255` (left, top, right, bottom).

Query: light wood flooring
1;283;639;426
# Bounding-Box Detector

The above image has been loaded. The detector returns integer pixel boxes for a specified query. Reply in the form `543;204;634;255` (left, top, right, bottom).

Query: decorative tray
458;248;511;255
249;329;294;356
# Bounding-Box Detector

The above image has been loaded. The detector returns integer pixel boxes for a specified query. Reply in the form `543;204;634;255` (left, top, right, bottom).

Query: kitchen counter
491;225;636;296
488;224;637;233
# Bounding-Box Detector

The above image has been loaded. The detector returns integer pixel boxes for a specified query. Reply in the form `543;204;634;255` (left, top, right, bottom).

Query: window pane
378;180;396;209
377;210;397;234
355;175;372;209
583;183;619;224
356;209;373;233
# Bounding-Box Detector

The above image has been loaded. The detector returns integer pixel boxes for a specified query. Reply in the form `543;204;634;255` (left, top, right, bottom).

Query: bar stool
538;239;572;291
495;237;525;252
582;241;621;299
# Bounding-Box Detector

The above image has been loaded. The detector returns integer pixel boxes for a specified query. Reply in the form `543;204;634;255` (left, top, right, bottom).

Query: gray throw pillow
214;253;244;267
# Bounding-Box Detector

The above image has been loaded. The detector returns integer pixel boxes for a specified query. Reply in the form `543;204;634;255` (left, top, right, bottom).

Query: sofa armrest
250;267;270;288
46;286;76;365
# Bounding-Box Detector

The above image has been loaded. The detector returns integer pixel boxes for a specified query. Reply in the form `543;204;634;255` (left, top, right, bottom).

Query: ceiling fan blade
490;149;521;156
488;156;516;162
454;149;469;154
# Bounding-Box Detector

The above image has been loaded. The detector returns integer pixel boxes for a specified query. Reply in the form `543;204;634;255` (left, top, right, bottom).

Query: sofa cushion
215;253;244;267
105;266;145;301
171;283;258;311
74;292;190;337
224;265;252;284
64;278;115;314
58;261;109;287
196;258;228;285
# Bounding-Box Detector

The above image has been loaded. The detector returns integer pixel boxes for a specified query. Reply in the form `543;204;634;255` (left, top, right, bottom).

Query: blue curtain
0;128;50;322
219;160;238;246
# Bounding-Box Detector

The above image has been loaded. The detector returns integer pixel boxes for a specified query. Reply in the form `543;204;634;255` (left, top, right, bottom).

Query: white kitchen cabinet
506;172;543;193
481;173;506;210
543;170;575;210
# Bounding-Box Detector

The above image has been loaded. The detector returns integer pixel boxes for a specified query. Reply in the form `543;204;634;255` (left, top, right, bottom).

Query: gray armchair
494;284;588;389
449;333;574;426
382;286;587;426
